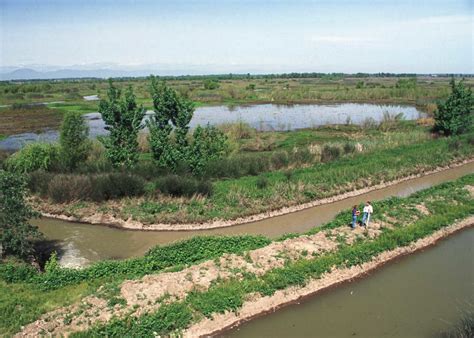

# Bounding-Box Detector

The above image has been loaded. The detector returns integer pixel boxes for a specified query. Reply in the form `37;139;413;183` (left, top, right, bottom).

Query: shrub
256;175;269;189
321;144;341;162
203;154;270;178
270;151;290;169
46;173;145;203
59;111;90;170
0;170;41;259
47;174;92;203
153;175;212;197
290;147;314;164
434;79;474;136
343;142;356;154
6;143;59;173
27;171;54;197
203;79;219;90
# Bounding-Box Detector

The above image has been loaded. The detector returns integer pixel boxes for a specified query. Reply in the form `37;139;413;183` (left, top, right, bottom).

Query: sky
0;0;473;74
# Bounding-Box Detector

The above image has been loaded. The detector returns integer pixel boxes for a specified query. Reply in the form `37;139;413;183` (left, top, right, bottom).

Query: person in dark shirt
351;205;360;229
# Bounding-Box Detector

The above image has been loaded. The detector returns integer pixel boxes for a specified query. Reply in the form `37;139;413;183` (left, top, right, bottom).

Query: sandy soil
37;158;474;231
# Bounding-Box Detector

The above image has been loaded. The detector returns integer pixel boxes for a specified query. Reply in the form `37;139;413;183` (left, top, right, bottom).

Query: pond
0;103;423;151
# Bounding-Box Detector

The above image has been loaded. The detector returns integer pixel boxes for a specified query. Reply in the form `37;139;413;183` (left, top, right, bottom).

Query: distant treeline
1;72;472;84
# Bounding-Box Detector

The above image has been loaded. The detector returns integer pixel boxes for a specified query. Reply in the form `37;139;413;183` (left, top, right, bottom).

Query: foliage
6;143;59;173
99;80;145;167
147;78;194;169
188;124;229;174
434;79;474;136
321;144;341;162
203;79;220;90
152;175;213;197
0;170;41;259
59;111;90;170
45;172;145;203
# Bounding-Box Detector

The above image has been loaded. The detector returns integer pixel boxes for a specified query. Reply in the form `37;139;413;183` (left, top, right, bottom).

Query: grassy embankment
34;128;474;225
1;174;473;336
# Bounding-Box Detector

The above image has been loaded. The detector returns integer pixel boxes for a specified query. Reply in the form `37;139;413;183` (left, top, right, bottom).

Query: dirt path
38;158;474;231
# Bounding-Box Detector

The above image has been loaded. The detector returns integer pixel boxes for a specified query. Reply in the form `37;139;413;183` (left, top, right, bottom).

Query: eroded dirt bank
185;217;474;338
37;158;474;231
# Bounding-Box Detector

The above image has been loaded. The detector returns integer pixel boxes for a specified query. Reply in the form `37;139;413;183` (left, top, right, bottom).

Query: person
351;205;360;229
362;201;373;227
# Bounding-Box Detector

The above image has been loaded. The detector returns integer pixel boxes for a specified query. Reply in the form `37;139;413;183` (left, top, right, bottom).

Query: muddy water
33;162;474;268
224;227;474;338
0;103;423;151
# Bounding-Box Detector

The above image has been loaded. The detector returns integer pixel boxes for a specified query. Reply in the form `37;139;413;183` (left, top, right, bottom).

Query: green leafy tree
147;78;194;169
59;111;90;170
99;80;145;167
434;79;473;136
189;124;229;174
0;170;41;259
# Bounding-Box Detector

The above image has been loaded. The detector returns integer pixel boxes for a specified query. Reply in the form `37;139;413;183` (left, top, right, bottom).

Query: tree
189;124;229;174
147;78;194;169
434;79;473;136
59;111;90;170
0;170;41;259
99;80;145;167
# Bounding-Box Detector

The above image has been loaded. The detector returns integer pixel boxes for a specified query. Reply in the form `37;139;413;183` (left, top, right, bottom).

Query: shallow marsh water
33;161;474;268
0;103;422;151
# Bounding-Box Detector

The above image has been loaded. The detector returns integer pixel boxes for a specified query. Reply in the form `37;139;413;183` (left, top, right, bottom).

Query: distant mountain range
0;63;275;81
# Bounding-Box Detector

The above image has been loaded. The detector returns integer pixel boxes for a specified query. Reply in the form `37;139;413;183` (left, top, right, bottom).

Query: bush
27;171;54;196
46;173;145;203
343;142;356;154
47;175;92;203
321;144;341;162
0;170;41;259
6;143;59;173
256;175;269;189
290;147;314;164
203;154;270;178
59;111;90;171
153;175;212;197
270;151;289;169
434;79;474;136
203;79;219;90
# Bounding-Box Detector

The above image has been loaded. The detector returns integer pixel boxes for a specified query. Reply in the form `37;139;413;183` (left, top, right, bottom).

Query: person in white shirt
362;201;373;227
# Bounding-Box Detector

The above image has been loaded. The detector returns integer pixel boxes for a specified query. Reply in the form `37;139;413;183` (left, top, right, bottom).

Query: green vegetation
99;80;146;168
5;143;59;173
0;170;41;259
71;174;474;337
434;79;473;136
59;111;91;171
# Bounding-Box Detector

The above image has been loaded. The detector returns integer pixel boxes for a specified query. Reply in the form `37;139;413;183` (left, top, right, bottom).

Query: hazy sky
1;0;473;73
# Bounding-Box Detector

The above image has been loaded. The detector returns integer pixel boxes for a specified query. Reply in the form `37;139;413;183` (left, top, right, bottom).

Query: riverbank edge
184;216;474;337
39;158;474;231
